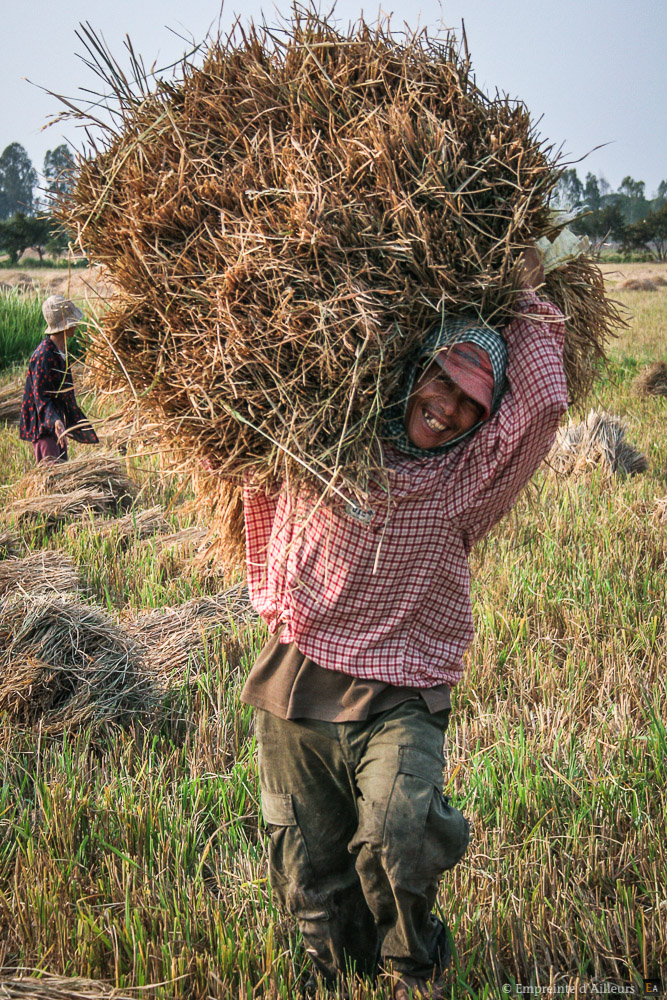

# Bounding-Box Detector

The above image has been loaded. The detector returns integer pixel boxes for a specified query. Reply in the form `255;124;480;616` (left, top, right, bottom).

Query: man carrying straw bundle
240;248;567;998
19;295;98;463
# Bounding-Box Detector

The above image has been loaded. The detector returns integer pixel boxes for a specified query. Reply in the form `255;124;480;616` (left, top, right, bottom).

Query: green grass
0;290;44;367
0;272;665;997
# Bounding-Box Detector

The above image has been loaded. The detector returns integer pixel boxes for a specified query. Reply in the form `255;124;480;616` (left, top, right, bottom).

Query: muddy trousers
256;701;470;981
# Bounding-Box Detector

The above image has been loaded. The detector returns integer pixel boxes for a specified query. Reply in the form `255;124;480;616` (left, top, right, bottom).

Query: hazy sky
4;0;666;195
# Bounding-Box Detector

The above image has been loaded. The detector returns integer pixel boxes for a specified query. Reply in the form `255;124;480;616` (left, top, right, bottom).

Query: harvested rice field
0;263;665;1000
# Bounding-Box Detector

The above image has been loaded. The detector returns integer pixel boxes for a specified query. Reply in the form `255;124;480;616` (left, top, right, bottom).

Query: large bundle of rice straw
0;593;157;732
5;453;136;525
0;551;80;597
549;409;648;478
58;10;624;534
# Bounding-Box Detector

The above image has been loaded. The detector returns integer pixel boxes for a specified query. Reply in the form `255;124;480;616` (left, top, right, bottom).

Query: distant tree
656;180;667;205
573;201;626;243
624;204;667;261
0;143;38;218
598;175;611;197
43;145;76;203
553;168;583;210
583;173;601;210
618;175;645;200
0;213;60;263
0;213;33;263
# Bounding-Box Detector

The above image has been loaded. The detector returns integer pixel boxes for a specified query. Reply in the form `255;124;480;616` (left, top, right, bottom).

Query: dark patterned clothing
19;337;98;445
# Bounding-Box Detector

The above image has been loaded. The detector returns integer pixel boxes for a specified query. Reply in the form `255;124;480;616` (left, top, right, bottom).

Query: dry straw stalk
57;10;624;549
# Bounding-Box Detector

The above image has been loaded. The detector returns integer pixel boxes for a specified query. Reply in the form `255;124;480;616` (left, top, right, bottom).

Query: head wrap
381;315;509;458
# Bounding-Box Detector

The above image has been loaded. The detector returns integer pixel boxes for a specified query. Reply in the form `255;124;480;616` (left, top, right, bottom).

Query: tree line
554;169;667;261
0;142;76;264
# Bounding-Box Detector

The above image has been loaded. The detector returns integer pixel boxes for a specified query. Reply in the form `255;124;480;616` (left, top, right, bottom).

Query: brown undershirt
241;626;452;722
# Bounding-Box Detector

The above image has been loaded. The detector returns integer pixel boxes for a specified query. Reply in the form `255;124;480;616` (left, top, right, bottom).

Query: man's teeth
424;410;447;432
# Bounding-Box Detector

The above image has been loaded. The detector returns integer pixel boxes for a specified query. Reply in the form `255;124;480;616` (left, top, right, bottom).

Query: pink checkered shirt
244;290;568;688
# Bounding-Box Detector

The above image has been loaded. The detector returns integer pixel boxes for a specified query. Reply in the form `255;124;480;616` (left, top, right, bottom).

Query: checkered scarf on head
381;316;509;458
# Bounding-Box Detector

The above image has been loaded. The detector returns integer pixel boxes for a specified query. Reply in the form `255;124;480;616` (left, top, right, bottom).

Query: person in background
19;295;98;463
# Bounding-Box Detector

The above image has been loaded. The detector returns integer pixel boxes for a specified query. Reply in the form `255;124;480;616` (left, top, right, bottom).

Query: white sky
4;0;666;196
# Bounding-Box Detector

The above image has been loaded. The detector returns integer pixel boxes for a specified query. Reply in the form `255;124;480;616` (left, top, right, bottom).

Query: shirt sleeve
445;289;569;544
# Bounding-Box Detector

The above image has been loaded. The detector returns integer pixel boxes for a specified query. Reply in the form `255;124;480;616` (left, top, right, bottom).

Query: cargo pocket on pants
261;788;329;921
383;746;469;881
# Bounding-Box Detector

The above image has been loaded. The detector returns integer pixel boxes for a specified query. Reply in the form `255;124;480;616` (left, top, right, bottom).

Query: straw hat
42;295;83;334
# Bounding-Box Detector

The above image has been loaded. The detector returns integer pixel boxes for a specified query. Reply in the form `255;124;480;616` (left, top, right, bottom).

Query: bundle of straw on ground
5;489;111;527
0;529;20;559
58;10;624;533
0;973;134;999
0;593;157;732
654;497;667;526
0;551;80;597
5;453;137;526
69;504;172;543
128;588;256;675
633;360;667;398
549;409;648;478
0;378;24;424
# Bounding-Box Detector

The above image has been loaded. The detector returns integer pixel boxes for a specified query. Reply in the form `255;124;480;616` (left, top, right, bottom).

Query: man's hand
54;419;67;445
519;247;545;290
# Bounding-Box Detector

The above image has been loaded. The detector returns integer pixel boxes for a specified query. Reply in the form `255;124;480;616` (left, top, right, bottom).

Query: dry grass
633;360;667;398
0;551;80;597
550;409;648;478
6;488;115;526
653;496;667;525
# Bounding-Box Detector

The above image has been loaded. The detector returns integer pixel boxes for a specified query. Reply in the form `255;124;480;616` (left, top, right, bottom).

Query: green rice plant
0;289;44;369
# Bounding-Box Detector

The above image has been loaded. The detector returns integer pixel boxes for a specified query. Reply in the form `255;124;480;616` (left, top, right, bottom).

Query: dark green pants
256;700;470;981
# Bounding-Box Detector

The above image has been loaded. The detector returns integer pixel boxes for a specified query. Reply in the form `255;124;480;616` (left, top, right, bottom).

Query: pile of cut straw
69;505;171;543
0;593;156;732
5;453;136;526
128;587;256;675
633;361;667;398
0;378;23;424
0;972;134;999
550;409;648;478
0;551;80;597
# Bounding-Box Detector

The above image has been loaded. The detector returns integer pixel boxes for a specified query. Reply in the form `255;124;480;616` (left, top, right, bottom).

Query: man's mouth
423;407;449;433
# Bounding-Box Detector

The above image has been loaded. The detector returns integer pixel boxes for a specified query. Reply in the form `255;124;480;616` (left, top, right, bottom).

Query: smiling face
404;361;485;450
